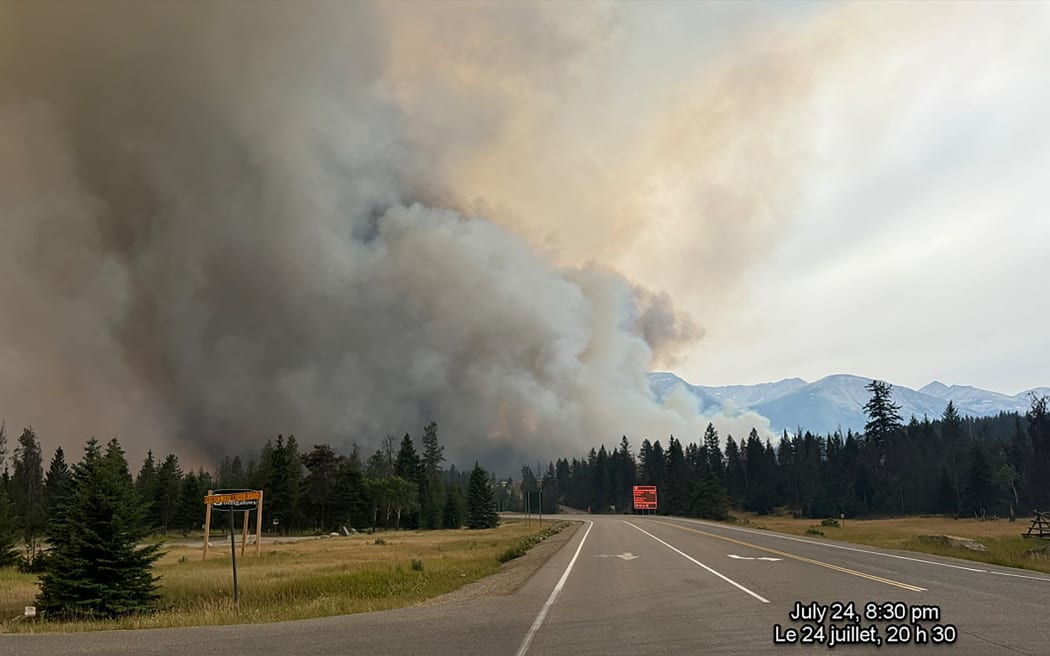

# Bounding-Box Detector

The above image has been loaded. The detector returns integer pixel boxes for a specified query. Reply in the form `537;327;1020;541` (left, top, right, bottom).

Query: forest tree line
0;421;501;575
2;381;1048;617
537;382;1050;521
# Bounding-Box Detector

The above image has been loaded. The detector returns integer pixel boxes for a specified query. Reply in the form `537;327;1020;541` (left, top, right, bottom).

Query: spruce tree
0;484;17;567
394;433;423;529
11;427;46;565
466;463;499;529
963;441;995;517
37;438;163;619
690;475;730;520
420;422;446;530
863;380;903;451
43;447;74;565
154;454;182;533
442;485;465;529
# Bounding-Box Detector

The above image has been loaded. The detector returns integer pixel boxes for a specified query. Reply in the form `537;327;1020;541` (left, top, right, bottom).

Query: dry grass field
730;512;1050;574
0;519;566;634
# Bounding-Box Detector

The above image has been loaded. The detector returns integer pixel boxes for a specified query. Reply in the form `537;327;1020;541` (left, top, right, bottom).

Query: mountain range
649;372;1050;436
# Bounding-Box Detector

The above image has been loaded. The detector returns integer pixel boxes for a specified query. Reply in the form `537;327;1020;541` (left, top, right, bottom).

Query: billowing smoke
0;2;771;469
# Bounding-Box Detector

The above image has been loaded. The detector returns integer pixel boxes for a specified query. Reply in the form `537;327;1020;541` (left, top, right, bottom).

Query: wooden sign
203;489;265;561
206;489;262;511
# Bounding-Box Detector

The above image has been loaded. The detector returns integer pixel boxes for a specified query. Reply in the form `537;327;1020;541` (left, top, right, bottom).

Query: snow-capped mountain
649;372;1047;435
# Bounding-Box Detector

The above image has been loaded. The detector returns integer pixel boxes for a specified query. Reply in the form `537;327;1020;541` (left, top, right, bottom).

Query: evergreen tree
135;451;158;528
442;485;465;529
303;444;340;530
663;437;691;515
690;476;730;520
332;456;369;531
258;435;303;533
1027;395;1050;509
724;436;745;504
940;401;966;512
11;427;46;564
420;422;446;530
963;441;995;517
703;424;725;483
174;470;205;534
43;447;74;553
394;433;423;529
0;483;16;567
154;454;182;533
743;429;773;513
864;380;903;451
466;463;499;529
37;438;162;618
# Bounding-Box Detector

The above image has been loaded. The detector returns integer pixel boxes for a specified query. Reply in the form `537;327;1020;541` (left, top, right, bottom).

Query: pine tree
1027;395;1050;509
724;436;745;504
43;447;74;558
0;483;17;568
135;450;158;529
174;469;204;534
37;438;163;618
466;463;499;529
963;441;995;517
442;485;465;529
11;427;46;564
863;380;903;451
154;454;182;533
304;444;340;531
420;422;445;530
690;475;729;520
394;433;423;529
703;424;725;483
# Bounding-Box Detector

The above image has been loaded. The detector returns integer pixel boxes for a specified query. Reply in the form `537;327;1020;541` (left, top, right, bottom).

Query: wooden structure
1023;510;1050;539
203;489;264;559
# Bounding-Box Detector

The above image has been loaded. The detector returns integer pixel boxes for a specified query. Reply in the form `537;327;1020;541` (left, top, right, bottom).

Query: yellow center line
649;520;926;593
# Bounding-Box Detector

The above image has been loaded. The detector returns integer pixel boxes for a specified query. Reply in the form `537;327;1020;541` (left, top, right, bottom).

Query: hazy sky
663;1;1050;395
499;1;1050;395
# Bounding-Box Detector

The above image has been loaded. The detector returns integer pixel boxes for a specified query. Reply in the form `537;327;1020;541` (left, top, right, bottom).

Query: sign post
203;489;263;607
633;486;658;514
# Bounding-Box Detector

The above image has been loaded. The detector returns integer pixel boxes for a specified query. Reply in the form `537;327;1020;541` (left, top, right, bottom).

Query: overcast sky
505;1;1050;395
678;2;1050;394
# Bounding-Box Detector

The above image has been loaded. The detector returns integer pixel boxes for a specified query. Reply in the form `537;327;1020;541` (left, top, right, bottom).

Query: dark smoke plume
0;2;768;469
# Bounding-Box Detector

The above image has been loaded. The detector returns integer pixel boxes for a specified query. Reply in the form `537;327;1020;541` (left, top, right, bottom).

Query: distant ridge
649;372;1048;435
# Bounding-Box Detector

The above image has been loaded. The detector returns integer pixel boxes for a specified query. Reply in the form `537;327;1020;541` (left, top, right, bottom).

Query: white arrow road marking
594;552;639;560
728;554;782;561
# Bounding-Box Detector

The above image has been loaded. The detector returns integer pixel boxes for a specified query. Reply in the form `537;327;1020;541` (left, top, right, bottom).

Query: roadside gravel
418;520;582;606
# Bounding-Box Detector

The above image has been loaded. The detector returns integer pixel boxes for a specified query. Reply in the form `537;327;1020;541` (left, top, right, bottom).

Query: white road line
515;520;594;656
663;516;1050;583
624;521;770;604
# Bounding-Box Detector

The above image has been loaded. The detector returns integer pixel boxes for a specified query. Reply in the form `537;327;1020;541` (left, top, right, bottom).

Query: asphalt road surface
5;515;1050;655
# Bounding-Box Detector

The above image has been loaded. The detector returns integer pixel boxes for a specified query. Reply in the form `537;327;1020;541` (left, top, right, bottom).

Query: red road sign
633;485;657;510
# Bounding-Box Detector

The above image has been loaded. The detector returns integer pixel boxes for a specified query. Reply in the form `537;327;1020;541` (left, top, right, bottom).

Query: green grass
498;522;569;562
0;519;569;633
730;512;1050;574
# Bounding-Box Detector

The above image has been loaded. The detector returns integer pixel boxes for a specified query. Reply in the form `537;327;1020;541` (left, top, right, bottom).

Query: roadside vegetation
0;519;567;633
730;512;1050;575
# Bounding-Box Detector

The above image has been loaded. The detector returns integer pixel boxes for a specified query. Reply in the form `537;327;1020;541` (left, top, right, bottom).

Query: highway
5;514;1050;655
